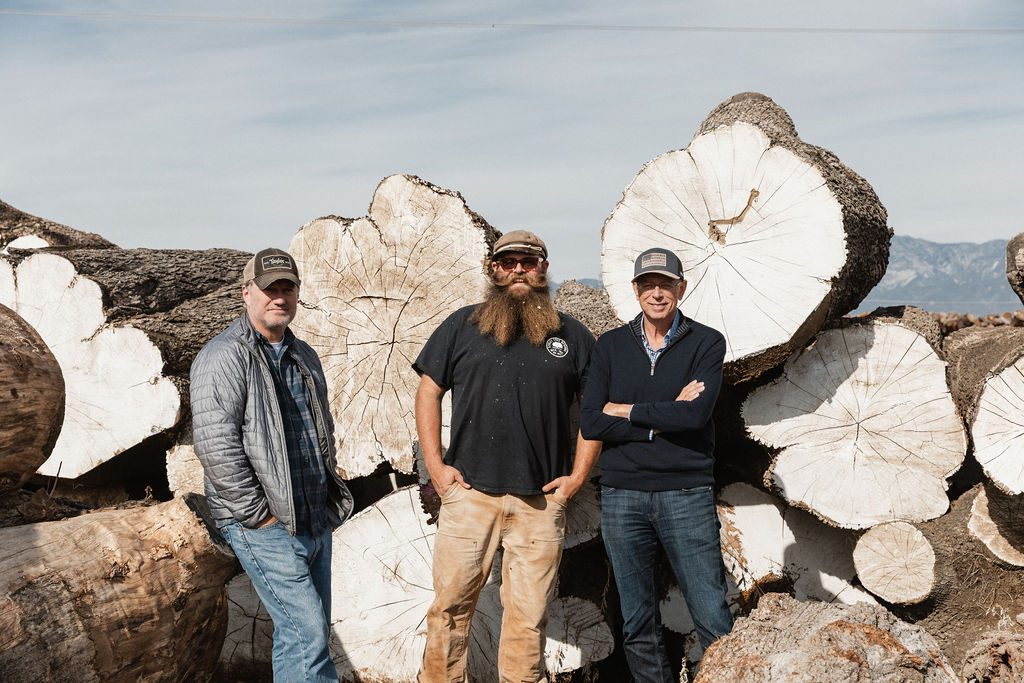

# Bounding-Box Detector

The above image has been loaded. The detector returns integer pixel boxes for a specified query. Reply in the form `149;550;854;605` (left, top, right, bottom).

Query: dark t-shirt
413;304;595;495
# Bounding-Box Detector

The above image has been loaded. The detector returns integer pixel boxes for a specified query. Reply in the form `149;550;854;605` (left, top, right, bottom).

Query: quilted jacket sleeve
190;340;270;527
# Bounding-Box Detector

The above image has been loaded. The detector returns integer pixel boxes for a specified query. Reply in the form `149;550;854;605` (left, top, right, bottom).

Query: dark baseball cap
492;230;548;260
632;247;684;281
243;248;301;289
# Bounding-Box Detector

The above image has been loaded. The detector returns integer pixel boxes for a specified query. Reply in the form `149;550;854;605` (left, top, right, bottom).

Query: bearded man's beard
470;271;561;347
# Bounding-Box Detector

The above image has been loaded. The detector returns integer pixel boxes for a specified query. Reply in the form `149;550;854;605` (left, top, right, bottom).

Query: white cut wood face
744;323;966;528
330;486;610;681
0;253;180;478
601;122;845;365
972;357;1024;494
968;488;1024;567
717;483;873;605
220;574;273;671
290;175;488;479
853;521;935;605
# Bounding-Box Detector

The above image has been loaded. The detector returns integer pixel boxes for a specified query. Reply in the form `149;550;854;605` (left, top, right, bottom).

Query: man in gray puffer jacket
191;247;353;683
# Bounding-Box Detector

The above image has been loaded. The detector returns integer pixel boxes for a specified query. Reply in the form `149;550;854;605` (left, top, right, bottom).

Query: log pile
2;92;1023;682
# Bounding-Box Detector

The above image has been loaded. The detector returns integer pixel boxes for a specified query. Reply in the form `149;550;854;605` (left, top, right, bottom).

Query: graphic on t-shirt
546;337;568;358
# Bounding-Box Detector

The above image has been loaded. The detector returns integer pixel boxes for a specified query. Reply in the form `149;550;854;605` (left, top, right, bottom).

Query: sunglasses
496;256;542;271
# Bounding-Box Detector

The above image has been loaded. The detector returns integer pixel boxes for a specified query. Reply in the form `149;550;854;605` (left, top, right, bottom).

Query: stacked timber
2;93;1023;682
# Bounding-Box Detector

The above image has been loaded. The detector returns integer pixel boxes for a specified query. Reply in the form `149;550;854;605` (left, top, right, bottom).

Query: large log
967;484;1024;567
0;198;114;250
0;303;64;492
1007;232;1024;304
288;175;497;479
695;592;957;682
945;325;1024;494
742;307;966;528
0;494;237;682
600;92;891;383
0;246;250;478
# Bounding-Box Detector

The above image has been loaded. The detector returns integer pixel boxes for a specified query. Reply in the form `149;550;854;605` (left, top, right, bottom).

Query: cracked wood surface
289;174;496;478
743;316;966;528
853;521;936;605
0;495;236;682
600;92;890;384
0;303;64;492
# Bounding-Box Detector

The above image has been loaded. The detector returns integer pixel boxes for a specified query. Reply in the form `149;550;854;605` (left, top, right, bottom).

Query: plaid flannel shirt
261;334;329;535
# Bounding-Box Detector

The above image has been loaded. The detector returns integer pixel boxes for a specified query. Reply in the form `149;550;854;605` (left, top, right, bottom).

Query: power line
1;9;1022;35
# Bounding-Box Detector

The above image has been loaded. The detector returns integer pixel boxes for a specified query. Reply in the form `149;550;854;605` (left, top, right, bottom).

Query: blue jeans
601;485;732;683
222;521;339;683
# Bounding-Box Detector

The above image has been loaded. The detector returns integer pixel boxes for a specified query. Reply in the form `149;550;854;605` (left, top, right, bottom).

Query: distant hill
552;278;602;292
857;236;1020;315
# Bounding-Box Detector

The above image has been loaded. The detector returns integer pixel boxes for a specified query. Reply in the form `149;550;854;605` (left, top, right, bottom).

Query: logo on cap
261;255;293;270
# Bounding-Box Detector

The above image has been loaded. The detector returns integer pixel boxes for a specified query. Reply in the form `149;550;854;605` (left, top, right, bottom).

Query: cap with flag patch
632;247;684;281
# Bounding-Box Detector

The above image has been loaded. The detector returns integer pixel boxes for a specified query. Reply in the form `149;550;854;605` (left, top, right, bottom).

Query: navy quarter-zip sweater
580;312;725;491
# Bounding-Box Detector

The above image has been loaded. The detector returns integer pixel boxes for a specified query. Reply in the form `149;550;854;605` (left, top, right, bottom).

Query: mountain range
856;235;1020;315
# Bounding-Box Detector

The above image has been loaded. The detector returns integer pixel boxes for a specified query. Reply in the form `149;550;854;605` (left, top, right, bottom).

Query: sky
1;2;1022;281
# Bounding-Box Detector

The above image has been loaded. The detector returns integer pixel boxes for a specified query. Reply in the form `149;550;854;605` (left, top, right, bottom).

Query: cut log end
853;521;935;605
745;317;965;528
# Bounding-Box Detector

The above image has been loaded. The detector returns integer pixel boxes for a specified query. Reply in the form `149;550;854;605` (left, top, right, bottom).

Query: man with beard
414;230;600;683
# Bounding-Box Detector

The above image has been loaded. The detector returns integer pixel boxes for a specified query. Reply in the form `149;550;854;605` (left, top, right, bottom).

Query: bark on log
0;303;64;492
553;280;623;337
288;174;497;479
0;494;237;683
0;247;250;478
908;484;1024;669
742;307;966;528
945;326;1024;495
600;91;891;384
694;592;957;682
853;521;936;605
962;632;1024;683
1007;232;1024;305
0;198;114;250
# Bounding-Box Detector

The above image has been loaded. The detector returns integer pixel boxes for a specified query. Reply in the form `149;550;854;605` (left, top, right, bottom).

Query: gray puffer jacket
190;313;353;533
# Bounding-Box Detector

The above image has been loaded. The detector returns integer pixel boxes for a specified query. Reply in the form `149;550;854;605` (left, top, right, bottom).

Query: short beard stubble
470;271;561;347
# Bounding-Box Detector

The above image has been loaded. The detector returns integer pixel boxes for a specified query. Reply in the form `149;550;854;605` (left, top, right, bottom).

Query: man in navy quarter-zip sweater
581;247;732;683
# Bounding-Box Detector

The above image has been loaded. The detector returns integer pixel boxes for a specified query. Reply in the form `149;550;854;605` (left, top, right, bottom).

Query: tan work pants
419;485;567;683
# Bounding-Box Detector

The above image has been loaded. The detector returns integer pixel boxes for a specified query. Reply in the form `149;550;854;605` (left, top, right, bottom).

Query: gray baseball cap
632;247;684;281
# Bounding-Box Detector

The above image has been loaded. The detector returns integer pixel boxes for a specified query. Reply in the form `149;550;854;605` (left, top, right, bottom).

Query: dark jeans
222;521;339;683
601;485;732;683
